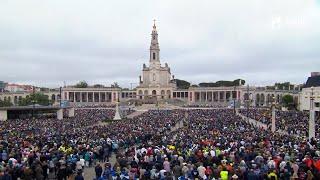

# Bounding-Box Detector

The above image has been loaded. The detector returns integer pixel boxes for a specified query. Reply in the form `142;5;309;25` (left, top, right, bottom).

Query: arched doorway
14;96;18;104
167;90;171;99
152;90;157;97
161;90;165;99
52;94;56;102
267;94;270;105
271;94;275;103
256;94;260;106
260;94;265;106
138;90;143;99
144;90;148;100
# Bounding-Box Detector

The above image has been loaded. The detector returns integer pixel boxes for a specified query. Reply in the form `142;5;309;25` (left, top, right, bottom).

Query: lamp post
246;84;250;120
59;87;62;107
309;86;315;140
271;96;276;133
32;86;35;119
233;86;236;114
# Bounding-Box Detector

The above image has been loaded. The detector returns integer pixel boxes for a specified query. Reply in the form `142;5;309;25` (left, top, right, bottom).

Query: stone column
271;105;276;132
66;91;69;101
112;92;115;103
80;92;82;102
189;91;194;103
309;95;315;139
205;91;208;102
224;91;227;102
57;109;63;120
218;91;220;102
68;108;75;118
87;92;89;102
98;92;101;102
192;91;195;103
93;92;95;102
211;91;213;102
0;110;8;121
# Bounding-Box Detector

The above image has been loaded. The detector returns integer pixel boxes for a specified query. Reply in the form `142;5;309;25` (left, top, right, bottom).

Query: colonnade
189;90;240;103
65;91;117;103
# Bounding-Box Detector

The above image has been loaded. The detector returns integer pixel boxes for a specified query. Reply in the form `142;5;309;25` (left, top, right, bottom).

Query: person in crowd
0;107;319;179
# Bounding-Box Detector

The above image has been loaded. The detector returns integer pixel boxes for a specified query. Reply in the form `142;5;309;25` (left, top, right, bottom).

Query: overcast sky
0;0;319;88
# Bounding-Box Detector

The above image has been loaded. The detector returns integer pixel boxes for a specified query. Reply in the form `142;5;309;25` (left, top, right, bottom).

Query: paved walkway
81;153;118;180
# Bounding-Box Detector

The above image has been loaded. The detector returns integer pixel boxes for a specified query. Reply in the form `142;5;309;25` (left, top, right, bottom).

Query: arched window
153;52;156;60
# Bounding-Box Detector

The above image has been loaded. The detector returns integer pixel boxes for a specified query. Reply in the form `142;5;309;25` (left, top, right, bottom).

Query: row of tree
0;99;12;107
175;79;246;89
18;93;51;106
74;81;120;88
198;79;245;87
0;93;51;107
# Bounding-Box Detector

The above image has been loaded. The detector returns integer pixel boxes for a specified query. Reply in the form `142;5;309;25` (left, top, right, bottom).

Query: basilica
136;22;176;100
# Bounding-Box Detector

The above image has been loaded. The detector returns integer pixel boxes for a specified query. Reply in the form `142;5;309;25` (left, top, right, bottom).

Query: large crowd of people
182;103;227;108
0;107;319;179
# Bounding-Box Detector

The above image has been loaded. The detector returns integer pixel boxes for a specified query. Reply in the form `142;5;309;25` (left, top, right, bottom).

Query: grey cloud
0;0;319;88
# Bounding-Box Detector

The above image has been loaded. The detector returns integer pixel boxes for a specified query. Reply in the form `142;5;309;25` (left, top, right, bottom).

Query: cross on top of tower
153;19;157;30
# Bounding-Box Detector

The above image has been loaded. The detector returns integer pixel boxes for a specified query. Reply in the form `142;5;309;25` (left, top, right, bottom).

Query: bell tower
150;20;160;68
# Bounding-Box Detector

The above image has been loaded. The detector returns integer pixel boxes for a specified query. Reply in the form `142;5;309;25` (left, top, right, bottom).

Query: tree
175;79;191;89
199;79;246;87
233;79;246;86
74;81;88;88
111;82;120;88
18;93;51;106
93;84;104;88
0;99;13;107
275;82;295;90
282;94;294;107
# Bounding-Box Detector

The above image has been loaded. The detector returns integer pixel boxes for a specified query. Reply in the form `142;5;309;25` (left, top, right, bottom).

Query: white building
5;84;33;92
299;73;320;113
